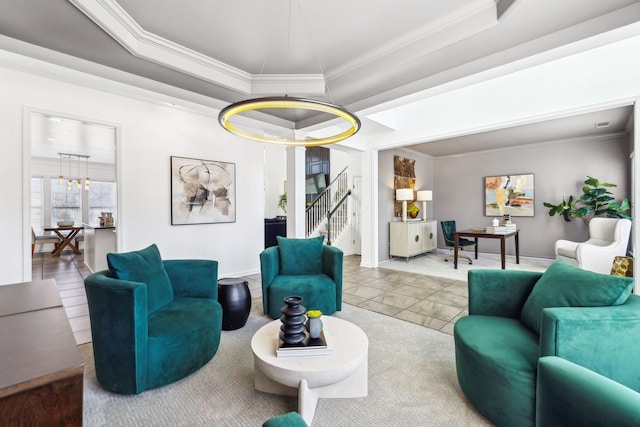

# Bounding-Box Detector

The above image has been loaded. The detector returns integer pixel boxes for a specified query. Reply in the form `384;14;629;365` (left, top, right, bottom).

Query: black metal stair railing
305;167;351;245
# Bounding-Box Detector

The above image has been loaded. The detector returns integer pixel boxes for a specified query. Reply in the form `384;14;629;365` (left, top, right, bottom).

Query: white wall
263;145;287;218
1;64;265;285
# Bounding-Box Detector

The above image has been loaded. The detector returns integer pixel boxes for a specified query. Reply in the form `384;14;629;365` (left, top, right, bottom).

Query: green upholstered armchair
260;236;343;319
454;260;640;427
536;356;640;427
84;244;223;394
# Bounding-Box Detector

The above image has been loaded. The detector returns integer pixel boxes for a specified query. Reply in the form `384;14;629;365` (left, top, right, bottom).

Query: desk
44;225;84;256
454;229;519;270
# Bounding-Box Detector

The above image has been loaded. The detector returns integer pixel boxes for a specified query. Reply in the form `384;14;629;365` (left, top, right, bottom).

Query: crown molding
325;0;498;80
69;0;498;96
69;0;326;95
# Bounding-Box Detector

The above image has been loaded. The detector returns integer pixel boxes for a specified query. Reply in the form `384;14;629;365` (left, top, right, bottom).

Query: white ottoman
251;316;368;426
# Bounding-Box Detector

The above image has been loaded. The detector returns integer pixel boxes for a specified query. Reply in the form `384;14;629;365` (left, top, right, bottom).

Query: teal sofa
84;244;223;394
454;260;640;427
537;356;640;427
260;235;343;319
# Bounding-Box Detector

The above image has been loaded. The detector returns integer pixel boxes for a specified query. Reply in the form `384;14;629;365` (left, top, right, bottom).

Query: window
51;179;82;225
89;181;117;224
31;178;44;229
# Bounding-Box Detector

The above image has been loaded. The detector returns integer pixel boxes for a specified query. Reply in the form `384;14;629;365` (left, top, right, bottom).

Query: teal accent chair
263;412;308;427
454;260;640;427
260;235;343;319
536;356;640;427
84;244;223;394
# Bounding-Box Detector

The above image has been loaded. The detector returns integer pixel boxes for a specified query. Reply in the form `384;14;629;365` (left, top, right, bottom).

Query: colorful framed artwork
171;156;236;225
484;173;534;217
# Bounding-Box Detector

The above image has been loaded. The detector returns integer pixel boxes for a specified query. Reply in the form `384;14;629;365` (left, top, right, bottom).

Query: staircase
306;167;351;245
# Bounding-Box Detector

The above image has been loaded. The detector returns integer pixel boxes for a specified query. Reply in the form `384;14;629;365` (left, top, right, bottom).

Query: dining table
43;225;84;256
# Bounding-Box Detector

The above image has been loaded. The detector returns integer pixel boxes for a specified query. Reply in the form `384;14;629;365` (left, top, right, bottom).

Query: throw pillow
520;259;634;333
107;243;174;313
277;235;325;275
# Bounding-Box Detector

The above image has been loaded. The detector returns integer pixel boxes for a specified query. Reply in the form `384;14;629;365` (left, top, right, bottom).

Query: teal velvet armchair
260;236;343;319
454;260;640;427
536;356;640;427
84;244;223;394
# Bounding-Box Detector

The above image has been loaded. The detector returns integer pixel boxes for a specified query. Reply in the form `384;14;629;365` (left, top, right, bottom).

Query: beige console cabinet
390;220;438;259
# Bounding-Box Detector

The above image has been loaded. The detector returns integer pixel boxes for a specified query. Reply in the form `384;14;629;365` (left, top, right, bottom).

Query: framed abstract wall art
484;173;534;217
171;156;236;225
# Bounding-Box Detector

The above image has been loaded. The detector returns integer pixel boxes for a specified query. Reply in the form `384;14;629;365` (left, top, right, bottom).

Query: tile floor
241;254;469;336
33;250;485;344
341;255;467;335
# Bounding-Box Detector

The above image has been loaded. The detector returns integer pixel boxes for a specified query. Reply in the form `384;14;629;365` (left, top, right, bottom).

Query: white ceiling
409;106;634;157
2;0;638;157
30;112;117;165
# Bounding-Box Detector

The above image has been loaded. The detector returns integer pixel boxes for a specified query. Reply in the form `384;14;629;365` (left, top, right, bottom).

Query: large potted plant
543;176;631;224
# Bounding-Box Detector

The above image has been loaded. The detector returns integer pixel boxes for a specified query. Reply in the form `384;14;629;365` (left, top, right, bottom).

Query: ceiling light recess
218;97;361;147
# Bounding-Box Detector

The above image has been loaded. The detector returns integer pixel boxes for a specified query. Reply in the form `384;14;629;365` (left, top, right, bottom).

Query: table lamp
395;188;414;222
416;190;433;221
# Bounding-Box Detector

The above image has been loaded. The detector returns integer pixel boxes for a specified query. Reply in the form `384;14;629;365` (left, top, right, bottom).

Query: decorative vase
306;315;323;339
279;296;307;345
408;210;419;219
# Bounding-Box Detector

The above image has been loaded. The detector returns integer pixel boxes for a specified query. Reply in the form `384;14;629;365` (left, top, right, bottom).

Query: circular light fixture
218;97;360;146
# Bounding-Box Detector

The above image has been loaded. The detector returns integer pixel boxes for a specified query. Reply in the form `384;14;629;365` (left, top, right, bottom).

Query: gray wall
378;149;435;261
378;134;631;261
432;134;631;259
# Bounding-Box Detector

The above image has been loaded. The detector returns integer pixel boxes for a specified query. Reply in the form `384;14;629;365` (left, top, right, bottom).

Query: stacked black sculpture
279;296;307;346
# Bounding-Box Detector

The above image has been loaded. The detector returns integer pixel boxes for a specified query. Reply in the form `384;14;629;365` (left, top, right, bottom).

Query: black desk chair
440;220;475;264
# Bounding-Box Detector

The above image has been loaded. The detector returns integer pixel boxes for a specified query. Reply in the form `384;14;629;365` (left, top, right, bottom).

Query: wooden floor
32;250;92;345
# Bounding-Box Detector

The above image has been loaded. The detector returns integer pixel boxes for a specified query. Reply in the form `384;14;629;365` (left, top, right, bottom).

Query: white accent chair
555;217;632;274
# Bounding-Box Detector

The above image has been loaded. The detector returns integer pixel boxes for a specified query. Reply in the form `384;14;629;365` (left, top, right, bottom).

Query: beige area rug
380;249;553;281
81;304;492;426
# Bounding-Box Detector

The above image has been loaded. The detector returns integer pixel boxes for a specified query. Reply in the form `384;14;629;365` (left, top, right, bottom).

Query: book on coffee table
276;330;334;357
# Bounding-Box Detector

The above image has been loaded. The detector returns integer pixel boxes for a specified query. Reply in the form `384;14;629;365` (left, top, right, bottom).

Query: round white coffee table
251;316;368;426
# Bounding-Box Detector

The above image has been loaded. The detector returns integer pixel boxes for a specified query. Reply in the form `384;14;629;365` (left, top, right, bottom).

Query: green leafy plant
407;204;420;218
278;192;287;214
543;176;631;224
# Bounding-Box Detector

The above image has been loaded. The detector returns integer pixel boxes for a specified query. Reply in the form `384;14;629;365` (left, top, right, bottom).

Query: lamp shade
417;190;432;201
395;188;414;201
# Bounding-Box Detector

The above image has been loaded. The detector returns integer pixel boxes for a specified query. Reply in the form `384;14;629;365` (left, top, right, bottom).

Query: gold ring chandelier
218;96;361;146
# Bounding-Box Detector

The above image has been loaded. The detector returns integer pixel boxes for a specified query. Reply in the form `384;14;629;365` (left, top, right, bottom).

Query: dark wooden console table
454;229;519;270
0;279;83;426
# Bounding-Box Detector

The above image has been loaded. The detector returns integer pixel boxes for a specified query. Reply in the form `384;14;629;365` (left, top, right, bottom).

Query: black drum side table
217;278;252;330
